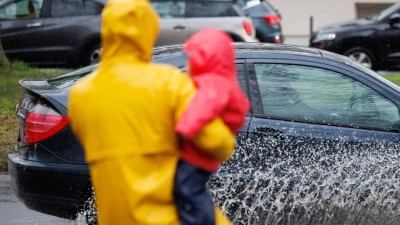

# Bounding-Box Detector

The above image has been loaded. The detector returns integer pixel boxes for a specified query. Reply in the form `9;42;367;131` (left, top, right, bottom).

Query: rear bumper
7;151;91;220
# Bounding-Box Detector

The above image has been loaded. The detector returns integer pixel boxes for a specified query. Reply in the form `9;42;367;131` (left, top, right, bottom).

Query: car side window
254;63;400;130
186;1;238;17
151;0;185;19
50;0;102;17
236;63;248;97
0;0;43;19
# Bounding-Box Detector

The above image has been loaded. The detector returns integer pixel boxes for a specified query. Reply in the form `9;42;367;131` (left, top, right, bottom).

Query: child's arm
191;118;235;163
175;76;231;138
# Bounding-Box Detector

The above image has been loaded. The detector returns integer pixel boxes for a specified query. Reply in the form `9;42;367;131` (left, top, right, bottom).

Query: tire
226;32;245;42
344;47;377;70
83;44;101;66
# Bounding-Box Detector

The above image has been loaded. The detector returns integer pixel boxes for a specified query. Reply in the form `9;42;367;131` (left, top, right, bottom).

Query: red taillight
242;20;253;35
275;35;281;44
24;106;69;143
263;15;281;25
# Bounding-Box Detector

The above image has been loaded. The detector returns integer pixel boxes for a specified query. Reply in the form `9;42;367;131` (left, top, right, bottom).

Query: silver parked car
153;0;257;45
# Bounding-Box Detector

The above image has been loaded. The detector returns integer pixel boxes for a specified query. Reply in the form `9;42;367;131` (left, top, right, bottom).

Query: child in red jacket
174;28;250;225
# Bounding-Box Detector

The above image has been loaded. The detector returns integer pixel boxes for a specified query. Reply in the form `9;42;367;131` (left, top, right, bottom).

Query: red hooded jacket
175;28;250;171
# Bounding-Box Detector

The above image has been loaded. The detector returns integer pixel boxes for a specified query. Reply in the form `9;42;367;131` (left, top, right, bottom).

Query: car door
215;55;400;224
0;0;46;63
40;0;102;65
151;0;189;46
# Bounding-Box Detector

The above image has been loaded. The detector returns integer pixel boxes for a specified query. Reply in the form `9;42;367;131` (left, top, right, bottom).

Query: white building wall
268;0;398;36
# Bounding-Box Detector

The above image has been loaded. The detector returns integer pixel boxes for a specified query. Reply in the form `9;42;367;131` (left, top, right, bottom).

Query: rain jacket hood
185;28;235;79
176;28;250;171
101;0;159;63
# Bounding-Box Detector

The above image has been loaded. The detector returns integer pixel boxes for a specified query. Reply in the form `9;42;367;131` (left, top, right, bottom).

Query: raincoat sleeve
175;76;231;138
172;72;235;163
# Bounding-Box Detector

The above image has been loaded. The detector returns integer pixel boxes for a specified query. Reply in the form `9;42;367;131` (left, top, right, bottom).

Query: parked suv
152;0;256;45
236;0;283;43
310;2;400;71
0;0;255;67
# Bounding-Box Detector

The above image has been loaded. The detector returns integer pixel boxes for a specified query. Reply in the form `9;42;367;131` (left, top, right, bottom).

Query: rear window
48;64;98;88
261;1;277;12
186;1;240;17
236;0;276;13
50;0;103;17
48;50;186;88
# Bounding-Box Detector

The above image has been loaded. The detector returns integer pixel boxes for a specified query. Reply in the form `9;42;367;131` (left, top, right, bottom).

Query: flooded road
0;173;86;225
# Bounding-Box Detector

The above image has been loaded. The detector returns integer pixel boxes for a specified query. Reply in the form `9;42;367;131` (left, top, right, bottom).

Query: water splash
208;134;400;225
81;134;400;224
77;186;97;225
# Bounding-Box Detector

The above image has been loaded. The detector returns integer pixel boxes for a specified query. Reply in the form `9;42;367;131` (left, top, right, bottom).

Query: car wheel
344;47;377;70
84;45;101;66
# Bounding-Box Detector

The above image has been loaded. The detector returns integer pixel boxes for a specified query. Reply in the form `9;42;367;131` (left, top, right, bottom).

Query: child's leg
174;159;214;225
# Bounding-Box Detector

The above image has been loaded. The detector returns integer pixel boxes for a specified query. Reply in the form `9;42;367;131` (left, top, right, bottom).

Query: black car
8;43;400;224
0;0;105;67
310;2;400;71
236;0;283;43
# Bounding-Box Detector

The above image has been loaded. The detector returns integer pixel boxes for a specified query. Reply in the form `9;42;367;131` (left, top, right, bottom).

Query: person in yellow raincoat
68;0;235;224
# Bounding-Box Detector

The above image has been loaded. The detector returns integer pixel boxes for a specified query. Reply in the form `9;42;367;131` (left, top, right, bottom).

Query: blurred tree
0;37;9;66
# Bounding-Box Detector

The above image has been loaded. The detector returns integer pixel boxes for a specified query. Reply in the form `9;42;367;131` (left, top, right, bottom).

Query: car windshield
370;2;400;21
351;62;400;93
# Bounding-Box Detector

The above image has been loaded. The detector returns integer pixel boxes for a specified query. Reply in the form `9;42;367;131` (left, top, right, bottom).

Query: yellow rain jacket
68;0;235;224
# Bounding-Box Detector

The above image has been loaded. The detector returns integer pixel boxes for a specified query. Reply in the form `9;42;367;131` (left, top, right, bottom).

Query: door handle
173;25;186;30
27;22;42;27
253;127;286;140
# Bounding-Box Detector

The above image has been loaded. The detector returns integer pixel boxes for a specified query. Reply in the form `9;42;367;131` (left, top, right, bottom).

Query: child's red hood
184;28;235;79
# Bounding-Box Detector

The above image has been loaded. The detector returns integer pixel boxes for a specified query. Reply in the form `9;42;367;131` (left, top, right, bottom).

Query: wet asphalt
0;173;86;225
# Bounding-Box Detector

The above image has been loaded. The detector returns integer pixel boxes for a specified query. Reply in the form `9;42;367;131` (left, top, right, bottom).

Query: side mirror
389;13;400;27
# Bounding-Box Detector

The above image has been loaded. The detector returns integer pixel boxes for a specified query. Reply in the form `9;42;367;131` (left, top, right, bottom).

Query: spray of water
80;134;400;225
208;135;400;225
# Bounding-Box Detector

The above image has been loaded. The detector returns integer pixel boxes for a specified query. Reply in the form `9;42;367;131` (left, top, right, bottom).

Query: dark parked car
236;0;283;43
0;0;105;67
8;43;400;224
310;2;400;71
0;0;255;68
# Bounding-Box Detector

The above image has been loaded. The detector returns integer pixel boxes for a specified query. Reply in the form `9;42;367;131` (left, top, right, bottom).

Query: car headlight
314;33;336;42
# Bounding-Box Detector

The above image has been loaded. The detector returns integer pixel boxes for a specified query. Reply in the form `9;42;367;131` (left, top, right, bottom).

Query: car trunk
16;79;86;163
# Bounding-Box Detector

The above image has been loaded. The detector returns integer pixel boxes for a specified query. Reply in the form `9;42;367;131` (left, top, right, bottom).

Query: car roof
153;42;352;62
153;43;322;57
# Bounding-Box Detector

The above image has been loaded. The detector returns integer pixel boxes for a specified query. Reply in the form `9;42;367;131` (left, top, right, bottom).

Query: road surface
0;173;86;225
